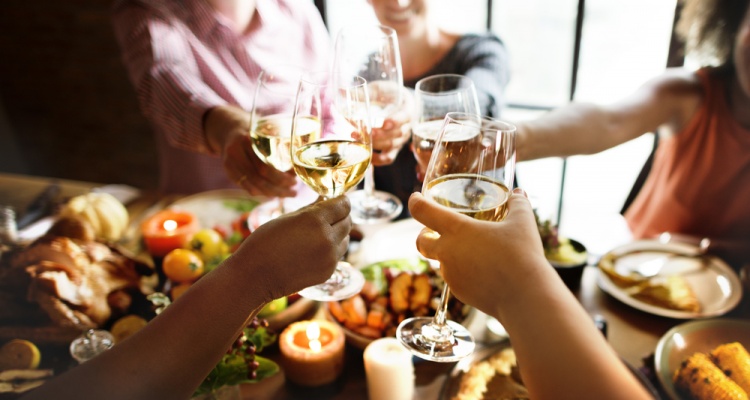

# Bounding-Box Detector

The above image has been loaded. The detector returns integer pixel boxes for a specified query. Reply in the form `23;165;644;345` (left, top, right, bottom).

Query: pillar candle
363;337;415;400
140;209;199;257
279;320;345;386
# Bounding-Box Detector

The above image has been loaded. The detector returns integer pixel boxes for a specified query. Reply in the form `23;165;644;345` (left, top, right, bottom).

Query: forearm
204;104;251;155
516;103;624;161
492;263;650;400
22;256;267;400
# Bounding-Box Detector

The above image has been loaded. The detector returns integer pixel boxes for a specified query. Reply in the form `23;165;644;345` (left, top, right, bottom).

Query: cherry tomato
186;229;229;263
231;212;253;239
162;249;204;283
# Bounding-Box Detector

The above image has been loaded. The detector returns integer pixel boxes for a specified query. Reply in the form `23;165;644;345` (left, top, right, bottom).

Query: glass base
485;316;508;339
297;261;365;302
248;200;285;229
396;317;475;362
347;190;403;224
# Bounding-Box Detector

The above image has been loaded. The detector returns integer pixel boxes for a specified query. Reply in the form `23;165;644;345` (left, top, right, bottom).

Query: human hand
221;132;298;197
232;196;352;302
371;87;413;166
408;189;548;315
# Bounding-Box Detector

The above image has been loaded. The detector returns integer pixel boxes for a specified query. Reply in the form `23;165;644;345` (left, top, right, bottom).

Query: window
321;0;678;251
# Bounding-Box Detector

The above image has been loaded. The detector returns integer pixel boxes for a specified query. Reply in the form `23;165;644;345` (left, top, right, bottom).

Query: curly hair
676;0;750;67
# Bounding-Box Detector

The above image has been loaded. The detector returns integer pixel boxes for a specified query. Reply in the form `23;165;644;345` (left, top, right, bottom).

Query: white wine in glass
397;112;516;362
290;71;371;301
333;24;404;223
412;74;480;181
248;66;317;228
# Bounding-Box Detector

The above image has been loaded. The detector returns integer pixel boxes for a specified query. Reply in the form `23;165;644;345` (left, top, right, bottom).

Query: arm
111;2;296;196
516;68;701;161
22;197;352;400
408;191;651;400
460;33;511;119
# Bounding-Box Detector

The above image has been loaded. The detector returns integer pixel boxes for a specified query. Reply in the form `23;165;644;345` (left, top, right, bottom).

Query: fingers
415;227;441;261
314;196;352;225
408;192;464;235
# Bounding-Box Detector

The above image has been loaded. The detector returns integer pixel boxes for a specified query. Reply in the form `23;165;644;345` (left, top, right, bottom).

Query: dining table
1;171;748;400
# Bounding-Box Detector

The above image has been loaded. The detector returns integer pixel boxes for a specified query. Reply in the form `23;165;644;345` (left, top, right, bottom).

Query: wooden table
2;172;748;399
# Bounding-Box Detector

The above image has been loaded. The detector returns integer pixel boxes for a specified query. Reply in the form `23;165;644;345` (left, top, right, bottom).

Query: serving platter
597;240;742;319
654;318;750;400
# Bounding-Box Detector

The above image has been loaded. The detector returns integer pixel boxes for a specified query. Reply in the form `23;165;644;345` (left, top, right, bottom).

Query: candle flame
162;219;178;232
306;322;321;353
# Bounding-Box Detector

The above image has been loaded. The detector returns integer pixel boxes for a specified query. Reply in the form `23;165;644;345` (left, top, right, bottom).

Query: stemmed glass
248;66;305;228
333;24;404;224
412;74;480;181
397;112;517;362
290;71;370;301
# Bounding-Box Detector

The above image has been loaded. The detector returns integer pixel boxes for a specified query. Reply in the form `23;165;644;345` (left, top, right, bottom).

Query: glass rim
414;74;475;94
444;111;517;133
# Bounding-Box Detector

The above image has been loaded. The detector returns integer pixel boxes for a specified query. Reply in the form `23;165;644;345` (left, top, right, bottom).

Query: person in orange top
515;0;750;267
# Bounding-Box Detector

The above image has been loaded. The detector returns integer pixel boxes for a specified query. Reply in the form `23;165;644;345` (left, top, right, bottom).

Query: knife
16;183;62;230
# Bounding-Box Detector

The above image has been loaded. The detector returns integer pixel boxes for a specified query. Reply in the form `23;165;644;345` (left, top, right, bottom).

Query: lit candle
140;209;199;257
279;320;345;386
363;337;415;400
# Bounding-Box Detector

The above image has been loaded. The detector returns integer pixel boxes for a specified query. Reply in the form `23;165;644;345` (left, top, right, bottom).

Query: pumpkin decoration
59;192;129;242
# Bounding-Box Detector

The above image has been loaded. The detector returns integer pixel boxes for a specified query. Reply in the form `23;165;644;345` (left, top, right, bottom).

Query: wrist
204;105;250;155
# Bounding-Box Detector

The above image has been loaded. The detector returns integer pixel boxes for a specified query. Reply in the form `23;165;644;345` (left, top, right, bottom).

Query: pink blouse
112;0;331;194
625;68;750;245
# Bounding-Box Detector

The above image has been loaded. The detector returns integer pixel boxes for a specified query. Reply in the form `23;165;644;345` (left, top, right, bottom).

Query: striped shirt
112;0;331;194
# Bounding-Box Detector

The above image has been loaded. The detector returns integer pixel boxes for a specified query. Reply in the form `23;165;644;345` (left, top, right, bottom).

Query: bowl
548;239;588;291
325;257;474;349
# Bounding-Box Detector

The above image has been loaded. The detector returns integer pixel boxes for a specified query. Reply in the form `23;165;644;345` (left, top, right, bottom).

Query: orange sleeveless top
624;68;750;243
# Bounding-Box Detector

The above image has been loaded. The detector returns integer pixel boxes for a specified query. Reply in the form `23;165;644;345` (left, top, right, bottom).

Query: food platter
654;319;750;400
596;240;742;319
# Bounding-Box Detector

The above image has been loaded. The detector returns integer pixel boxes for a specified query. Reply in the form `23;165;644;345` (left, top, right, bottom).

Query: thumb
503;188;536;224
408;192;465;235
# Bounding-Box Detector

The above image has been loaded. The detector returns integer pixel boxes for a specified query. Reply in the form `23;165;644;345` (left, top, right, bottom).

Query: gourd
59;192;129;242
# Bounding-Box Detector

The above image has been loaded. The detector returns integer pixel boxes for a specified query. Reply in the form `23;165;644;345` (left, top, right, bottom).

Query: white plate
348;218;425;268
168;189;262;233
655;319;750;399
596;240;742;319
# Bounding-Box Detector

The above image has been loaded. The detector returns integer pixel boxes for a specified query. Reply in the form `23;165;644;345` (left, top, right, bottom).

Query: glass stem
363;164;377;208
433;281;451;327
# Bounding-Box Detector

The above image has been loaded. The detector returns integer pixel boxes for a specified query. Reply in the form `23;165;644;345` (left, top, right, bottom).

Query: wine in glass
248;66;309;228
333;24;404;224
290;71;371;301
397;112;517;362
412;74;480;181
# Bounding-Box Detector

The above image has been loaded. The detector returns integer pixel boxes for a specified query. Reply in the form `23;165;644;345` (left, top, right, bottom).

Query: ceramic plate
655;319;750;400
440;340;661;400
596;240;742;319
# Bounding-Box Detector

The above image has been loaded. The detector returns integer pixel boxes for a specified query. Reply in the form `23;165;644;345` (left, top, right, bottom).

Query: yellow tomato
163;249;204;283
186;229;229;263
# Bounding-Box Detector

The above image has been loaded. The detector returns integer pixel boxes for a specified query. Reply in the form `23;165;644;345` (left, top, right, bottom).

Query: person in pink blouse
111;0;330;196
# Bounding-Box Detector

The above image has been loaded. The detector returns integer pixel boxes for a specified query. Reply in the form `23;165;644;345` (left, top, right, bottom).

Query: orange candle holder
140;209;199;257
279;320;345;386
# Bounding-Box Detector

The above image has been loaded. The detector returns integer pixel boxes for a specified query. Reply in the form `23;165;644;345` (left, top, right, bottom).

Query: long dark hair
677;0;750;67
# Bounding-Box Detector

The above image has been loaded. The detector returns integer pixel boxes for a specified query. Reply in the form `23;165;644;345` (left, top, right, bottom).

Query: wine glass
412;74;480;181
333;24;404;224
247;66;306;228
290;71;370;301
397;112;517;362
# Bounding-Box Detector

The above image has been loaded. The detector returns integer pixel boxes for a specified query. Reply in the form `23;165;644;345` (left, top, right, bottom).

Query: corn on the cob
711;343;750;394
673;352;748;400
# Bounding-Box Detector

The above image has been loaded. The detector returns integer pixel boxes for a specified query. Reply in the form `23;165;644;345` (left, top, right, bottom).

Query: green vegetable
361;257;429;293
222;199;259;213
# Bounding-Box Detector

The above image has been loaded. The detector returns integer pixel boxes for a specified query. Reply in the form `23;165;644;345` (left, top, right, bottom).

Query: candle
140;209;199;257
279;320;345;386
363;337;415;400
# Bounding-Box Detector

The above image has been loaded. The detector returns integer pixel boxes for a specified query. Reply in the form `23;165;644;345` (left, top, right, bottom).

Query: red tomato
231;212;253;239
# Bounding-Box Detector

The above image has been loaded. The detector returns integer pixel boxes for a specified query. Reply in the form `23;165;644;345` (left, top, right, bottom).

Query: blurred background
0;0;681;238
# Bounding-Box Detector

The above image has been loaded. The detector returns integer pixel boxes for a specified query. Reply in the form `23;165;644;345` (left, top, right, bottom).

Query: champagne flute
291;71;370;301
412;74;480;181
247;66;304;228
397;112;517;362
333;24;404;224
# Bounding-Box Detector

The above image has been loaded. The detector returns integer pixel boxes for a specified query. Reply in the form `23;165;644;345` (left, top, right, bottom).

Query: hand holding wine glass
290;71;371;301
247;66;308;228
397;111;516;362
333;24;405;223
